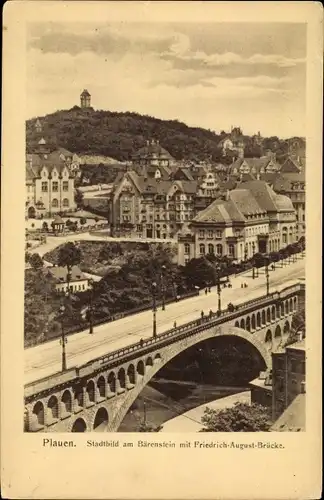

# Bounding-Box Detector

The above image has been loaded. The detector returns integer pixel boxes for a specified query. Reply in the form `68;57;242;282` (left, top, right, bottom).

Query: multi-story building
217;127;245;159
131;139;175;172
272;170;305;242
26;150;76;218
178;181;296;265
111;170;197;239
271;339;306;424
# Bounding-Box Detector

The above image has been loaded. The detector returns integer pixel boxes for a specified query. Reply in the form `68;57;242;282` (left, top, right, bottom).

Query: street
24;258;305;385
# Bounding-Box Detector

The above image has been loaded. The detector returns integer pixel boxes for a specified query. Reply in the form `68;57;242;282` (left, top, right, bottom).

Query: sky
27;22;306;138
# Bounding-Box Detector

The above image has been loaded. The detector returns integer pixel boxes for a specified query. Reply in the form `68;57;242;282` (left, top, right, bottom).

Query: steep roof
192;197;245;224
274;194;295;212
230;157;278;175
272;172;305;193
279;157;301;173
81;89;91;97
25;152;72;179
132;141;174;161
46;265;87;283
53;215;65;224
229;189;266;216
238;180;279;212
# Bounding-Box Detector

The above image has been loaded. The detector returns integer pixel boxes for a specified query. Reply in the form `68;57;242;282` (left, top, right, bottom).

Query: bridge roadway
25;258;305;385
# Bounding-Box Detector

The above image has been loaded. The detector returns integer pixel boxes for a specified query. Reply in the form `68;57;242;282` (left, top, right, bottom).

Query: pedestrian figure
208;287;211;293
205;288;208;295
201;310;204;319
140;338;144;347
241;283;243;288
209;309;213;318
173;321;177;328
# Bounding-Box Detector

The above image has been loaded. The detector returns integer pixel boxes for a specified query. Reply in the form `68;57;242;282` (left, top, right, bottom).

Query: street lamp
265;258;270;296
252;242;256;279
59;302;67;371
160;265;166;311
151;281;157;338
88;279;94;334
215;265;222;312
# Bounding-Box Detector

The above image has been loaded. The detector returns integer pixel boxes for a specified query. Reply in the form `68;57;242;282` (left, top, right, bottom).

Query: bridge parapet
25;282;304;399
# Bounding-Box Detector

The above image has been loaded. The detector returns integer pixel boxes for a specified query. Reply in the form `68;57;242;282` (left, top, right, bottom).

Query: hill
26;106;300;163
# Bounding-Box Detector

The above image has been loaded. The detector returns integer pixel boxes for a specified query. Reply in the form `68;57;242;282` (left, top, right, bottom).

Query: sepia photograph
22;19;308;435
2;2;323;499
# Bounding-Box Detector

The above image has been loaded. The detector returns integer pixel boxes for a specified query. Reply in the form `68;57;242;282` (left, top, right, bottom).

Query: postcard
1;1;322;498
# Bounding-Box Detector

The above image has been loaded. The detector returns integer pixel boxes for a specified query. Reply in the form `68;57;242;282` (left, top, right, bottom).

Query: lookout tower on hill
80;89;91;108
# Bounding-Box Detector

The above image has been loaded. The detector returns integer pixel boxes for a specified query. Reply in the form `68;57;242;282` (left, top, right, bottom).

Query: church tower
80;89;91;108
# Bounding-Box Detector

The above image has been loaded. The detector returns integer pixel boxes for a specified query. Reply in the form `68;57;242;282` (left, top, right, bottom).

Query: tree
75;189;84;209
200;402;271;432
138;422;163;432
94;216;99;223
58;242;82;275
42;221;48;232
80;217;87;226
29;253;44;270
25;252;31;264
284;308;305;347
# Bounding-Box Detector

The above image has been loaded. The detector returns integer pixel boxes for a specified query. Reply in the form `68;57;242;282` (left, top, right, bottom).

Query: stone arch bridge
24;281;304;433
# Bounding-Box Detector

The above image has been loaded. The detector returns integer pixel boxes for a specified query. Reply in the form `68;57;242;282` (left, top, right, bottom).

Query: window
63;181;69;191
184;243;190;254
52;181;58;192
228;244;235;256
52;198;58;208
185;258;190;264
63;198;69;207
198;229;205;239
216;244;223;256
207;230;213;239
208;244;214;254
215;230;222;238
41;181;48;192
199;244;205;255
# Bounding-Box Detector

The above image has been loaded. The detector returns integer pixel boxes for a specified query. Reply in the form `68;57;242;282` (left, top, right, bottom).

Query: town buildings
178;180;297;265
217;127;245;159
45;265;89;293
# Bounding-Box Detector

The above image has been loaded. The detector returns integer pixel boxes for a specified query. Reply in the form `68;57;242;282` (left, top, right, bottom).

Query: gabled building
229;156;280;177
46;265;89;293
272;171;305;240
217;127;245;159
26;150;76;218
131;139;175;172
111;170;198;239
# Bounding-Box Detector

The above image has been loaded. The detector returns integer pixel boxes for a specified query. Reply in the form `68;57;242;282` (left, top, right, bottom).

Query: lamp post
265;259;270;296
215;265;222;312
59;302;67;371
252;242;256;279
88;279;94;334
160;265;166;311
152;281;157;338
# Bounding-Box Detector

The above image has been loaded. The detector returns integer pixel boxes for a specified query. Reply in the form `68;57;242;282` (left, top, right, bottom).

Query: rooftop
46;265;87;284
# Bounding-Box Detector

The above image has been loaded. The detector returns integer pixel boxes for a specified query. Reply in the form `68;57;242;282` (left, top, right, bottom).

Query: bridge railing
82;282;302;370
24;281;303;397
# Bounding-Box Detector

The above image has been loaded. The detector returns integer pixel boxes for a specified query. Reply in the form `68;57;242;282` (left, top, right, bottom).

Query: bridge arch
240;318;245;329
47;395;59;420
107;372;116;394
61;390;72;414
97;376;106;399
261;310;266;325
246;316;251;332
271;306;276;321
112;324;271;432
93;407;109;432
32;401;44;426
251;314;256;331
127;364;136;385
137;360;145;378
256;312;261;328
265;330;272;343
274;325;282;338
71;417;87;432
118;368;126;391
283;320;290;335
86;380;96;404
